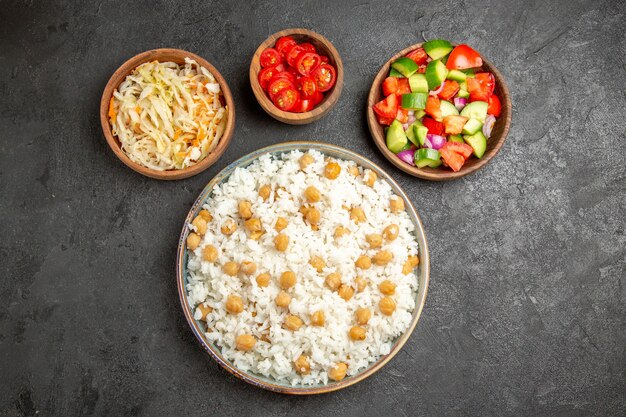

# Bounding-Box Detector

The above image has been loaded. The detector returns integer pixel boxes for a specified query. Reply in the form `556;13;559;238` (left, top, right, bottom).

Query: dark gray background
1;0;624;415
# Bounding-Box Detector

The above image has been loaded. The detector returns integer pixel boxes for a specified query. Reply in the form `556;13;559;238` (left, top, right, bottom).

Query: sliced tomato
467;73;495;102
260;48;281;68
376;114;395;126
310;91;324;105
296;52;321;76
422;117;444;135
292;99;315;113
438;80;460;100
396;78;411;96
311;63;336;92
258;66;281;90
273;88;300;111
425;96;442;121
299;42;317;53
417;64;427;74
396;108;409;124
446;45;483;70
297;76;317;99
276;36;297;55
443;115;469;135
405;47;429;65
268;78;295;101
445;141;473;159
439;143;467;172
373;93;398;119
286;45;305;67
319;55;329;63
382;77;398;96
487;94;502;117
271;71;297;85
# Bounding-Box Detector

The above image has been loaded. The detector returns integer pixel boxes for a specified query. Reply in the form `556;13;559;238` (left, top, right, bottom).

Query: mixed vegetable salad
257;36;337;113
372;40;502;172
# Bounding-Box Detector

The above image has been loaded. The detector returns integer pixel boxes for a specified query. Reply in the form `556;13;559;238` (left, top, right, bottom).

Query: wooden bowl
100;48;235;180
176;142;430;394
367;43;511;181
249;29;344;125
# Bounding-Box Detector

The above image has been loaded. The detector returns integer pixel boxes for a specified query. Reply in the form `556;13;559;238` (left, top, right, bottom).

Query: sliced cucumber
449;135;464;143
389;68;404;78
446;69;467;82
391;57;419;78
401;93;427;110
460;101;488;123
439;100;459;118
461;68;476;77
414;109;426;119
408;73;429;93
413;124;428;146
463;131;487;158
415;148;442;168
386;120;408;153
462;118;483;135
423;39;453;60
425;59;448;90
457;89;469;99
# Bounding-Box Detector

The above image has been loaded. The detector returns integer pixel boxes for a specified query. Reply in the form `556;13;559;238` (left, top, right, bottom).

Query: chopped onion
424;137;432;148
397;149;415;166
483;114;496;138
407;110;415;117
407;115;416;124
454;97;468;111
429;81;445;96
426;134;446;150
402;123;409;130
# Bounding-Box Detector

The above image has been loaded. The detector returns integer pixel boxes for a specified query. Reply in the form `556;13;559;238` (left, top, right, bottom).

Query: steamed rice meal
185;150;420;385
108;58;228;171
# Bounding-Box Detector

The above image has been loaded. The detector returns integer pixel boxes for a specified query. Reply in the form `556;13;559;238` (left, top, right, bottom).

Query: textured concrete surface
1;0;625;415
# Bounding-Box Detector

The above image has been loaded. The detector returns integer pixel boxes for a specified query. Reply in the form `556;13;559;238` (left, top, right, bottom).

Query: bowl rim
175;141;430;394
249;28;344;125
99;48;236;180
367;42;512;181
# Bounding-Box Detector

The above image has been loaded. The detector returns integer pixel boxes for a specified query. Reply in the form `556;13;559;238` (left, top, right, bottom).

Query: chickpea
355;308;371;325
383;224;399;241
304;185;321;203
197;303;213;320
310;310;325;326
238;200;253;219
373;250;393;266
256;272;270;287
244;218;262;234
350;207;366;223
225;295;244;314
223;261;240;276
280;271;297;289
366;233;383;248
202;245;218;262
198;209;213;222
348;164;360;176
221;218;237;235
379;280;396;295
192;216;207;235
408;255;420;267
186;232;201;250
402;260;413;275
235;334;256;351
390;195;405;213
355;276;367;292
275;291;292;308
355;255;372;270
274;233;289;252
299;205;310;217
274;216;288;232
241;261;257;276
329;363;348;381
349;326;366;341
305;207;321;225
338;284;355;301
324;162;341;179
299;153;314;170
258;184;271;201
294;355;311;375
309;256;325;273
334;226;349;239
379;296;396;315
284;315;304;331
363;169;377;187
325;272;341;291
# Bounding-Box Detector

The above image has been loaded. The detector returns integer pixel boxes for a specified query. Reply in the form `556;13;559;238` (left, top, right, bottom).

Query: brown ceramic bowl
367;43;511;181
176;142;430;394
249;28;344;125
100;48;235;180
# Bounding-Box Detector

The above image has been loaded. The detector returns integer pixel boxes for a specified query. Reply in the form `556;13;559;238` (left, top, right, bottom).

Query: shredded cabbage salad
108;58;228;171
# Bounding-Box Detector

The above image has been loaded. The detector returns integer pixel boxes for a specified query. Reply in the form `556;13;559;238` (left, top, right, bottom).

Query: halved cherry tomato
382;77;398;96
446;45;483;70
271;71;296;84
443;115;469;135
396;108;409;124
319;55;329;63
422;117;444;135
438;80;460;100
268;78;295;101
373;93;398;119
396;78;411;96
445;141;473;159
260;48;281;68
405;48;429;65
467;72;495;102
310;91;324;105
439;143;467;172
487;94;502;117
273;88;300;111
297;76;317;99
276;36;297;55
376;114;395;126
292;99;315;113
311;63;336;92
299;42;317;53
296;52;321;76
417;64;427;74
286;45;305;67
258;66;281;90
425;96;442;121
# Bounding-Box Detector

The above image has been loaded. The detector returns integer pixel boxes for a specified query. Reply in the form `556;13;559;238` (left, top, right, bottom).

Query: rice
185;150;419;385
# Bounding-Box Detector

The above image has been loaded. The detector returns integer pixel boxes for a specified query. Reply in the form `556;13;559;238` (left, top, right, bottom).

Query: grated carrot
108;98;117;123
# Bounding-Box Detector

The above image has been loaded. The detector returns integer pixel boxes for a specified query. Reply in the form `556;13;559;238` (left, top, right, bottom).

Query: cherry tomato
292;99;316;113
405;48;429;65
467;72;495;102
296;52;321;76
286;45;305;67
422;117;444;135
258;66;281;90
310;91;324;105
273;88;300;111
311;63;336;92
376;114;395;126
299;42;317;53
446;45;483;70
437;80;460;100
373;93;398;119
260;48;281;68
268;78;295;101
319;55;329;63
487;94;502;117
275;36;297;54
297;76;317;99
271;71;297;85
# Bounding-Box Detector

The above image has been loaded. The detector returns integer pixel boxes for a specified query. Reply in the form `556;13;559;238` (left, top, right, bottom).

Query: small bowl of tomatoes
367;40;511;181
250;28;343;125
